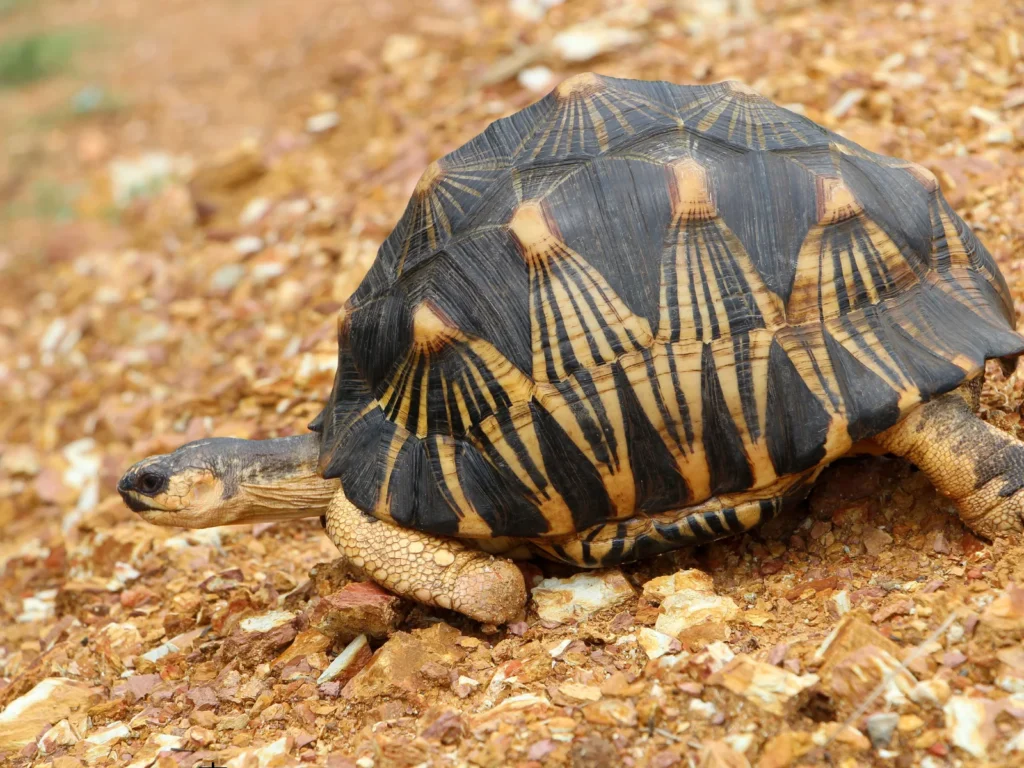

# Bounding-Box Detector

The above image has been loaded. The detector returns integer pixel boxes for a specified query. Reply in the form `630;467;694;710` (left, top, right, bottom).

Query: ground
2;0;1024;766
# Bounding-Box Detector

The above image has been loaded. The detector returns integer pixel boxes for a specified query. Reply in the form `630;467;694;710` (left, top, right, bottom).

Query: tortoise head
118;434;338;528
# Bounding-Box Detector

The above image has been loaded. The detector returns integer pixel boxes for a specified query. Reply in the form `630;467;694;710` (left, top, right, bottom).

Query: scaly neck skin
213;434;340;524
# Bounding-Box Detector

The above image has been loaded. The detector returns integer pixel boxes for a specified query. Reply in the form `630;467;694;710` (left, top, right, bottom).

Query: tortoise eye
137;473;164;494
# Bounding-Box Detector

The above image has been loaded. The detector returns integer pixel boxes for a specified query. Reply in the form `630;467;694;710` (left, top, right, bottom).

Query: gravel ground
2;1;1024;766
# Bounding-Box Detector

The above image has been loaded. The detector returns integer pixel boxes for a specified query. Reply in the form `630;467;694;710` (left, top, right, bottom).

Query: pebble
709;655;819;716
866;712;900;749
232;235;264;256
552;26;643;63
531;570;635;623
306;112;340;134
517;66;555;93
0;678;99;750
944;696;996;758
638;627;680;660
306;581;409;642
210;264;246;292
318;634;372;685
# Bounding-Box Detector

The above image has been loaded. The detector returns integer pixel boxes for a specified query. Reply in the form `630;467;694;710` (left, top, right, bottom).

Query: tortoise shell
312;74;1024;542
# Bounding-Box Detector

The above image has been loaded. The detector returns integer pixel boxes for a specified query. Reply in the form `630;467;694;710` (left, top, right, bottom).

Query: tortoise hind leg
873;384;1024;539
530;473;817;567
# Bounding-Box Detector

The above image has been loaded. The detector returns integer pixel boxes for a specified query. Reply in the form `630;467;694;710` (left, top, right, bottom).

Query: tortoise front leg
323;492;527;624
874;384;1024;539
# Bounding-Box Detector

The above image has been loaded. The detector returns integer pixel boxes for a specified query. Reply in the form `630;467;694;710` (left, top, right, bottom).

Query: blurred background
0;0;1023;762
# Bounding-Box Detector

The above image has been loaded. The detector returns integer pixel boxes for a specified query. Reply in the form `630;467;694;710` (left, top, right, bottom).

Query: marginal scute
905;162;939;193
815;176;862;224
670;158;716;220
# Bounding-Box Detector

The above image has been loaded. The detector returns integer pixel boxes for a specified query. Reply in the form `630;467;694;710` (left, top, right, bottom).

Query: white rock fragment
210;264;246;292
689;698;717;719
696;641;736;674
240;611;295;633
38;719;79;754
109;152;177;207
547;638;572;658
239;197;272;226
909;678;952;708
250;261;286;284
0;678;97;750
517;65;555;93
829;590;851;616
552;25;643;63
510;0;564;22
654;590;739;637
532;570;635;623
985;126;1015;145
638;628;679;660
642;568;714;603
306;111;341;134
226;735;294;768
829;88;866;120
866;712;899;749
232;235;264;256
944;696;996;759
85;721;131;745
968;105;1003;125
709;655;819;716
17;589;57;623
318;634;370;685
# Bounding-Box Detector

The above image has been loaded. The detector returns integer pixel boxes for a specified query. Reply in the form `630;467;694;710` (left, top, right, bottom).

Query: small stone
0;678;100;750
517;66;554;93
343;624;460;702
581;698;638;727
829;88;866;119
642;569;715;603
984;127;1014;145
238;197;272;226
932;532;950;554
638;628;680;660
232;234;264;256
976;584;1024;644
708;655;819;716
273;628;333;669
552;26;643;63
85;721;130;746
758;731;814;768
221;610;297;666
318;634;371;686
227;735;294;767
862;527;894;556
866;712;899;749
38;720;79;754
531;570;635;624
559;682;601;702
654;590;739;642
830;645;915;708
909;678;952;708
942;650;967;668
306;581;409;642
944;696;999;759
698;740;751;768
210;264;246;293
306;112;340;134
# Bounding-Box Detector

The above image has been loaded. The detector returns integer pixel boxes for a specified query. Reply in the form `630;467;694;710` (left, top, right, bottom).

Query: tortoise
119;74;1024;624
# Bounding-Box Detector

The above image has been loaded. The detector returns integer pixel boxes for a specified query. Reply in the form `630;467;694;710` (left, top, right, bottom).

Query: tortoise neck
214;433;339;523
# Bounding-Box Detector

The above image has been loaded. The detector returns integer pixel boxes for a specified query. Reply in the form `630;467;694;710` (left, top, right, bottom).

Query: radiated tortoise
119;74;1024;624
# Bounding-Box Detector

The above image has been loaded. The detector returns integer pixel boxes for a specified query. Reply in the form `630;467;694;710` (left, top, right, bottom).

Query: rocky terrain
2;0;1024;765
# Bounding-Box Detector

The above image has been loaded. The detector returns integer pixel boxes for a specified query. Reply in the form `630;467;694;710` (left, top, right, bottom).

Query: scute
314;74;1024;540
